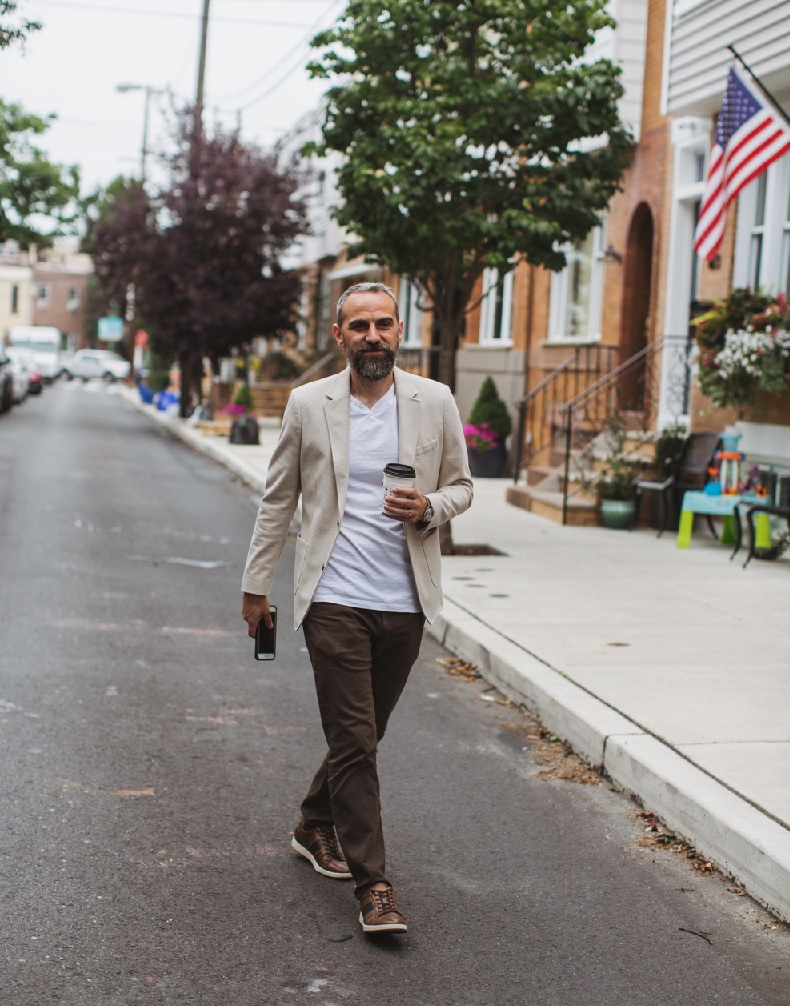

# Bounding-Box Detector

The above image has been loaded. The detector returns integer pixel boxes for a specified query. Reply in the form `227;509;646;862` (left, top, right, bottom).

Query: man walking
242;282;473;934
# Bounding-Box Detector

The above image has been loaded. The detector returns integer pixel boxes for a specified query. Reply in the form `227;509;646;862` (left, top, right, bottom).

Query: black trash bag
192;402;213;422
229;415;259;445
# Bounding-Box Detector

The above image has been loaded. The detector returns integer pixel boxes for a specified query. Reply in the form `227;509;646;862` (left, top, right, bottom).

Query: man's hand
384;487;429;525
243;592;271;638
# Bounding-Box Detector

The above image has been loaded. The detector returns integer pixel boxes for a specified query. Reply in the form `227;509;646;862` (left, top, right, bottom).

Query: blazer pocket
415;438;438;457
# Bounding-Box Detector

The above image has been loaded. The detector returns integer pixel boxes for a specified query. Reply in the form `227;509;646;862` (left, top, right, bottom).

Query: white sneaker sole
358;912;408;934
291;835;352;880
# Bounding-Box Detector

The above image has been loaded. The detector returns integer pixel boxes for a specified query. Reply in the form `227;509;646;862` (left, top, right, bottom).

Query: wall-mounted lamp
602;244;623;264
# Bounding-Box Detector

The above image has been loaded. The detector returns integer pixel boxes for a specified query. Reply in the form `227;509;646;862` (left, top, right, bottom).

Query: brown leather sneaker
291;822;352;880
358;883;407;934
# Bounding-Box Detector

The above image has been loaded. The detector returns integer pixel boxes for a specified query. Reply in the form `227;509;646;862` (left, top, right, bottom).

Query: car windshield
33;341;59;353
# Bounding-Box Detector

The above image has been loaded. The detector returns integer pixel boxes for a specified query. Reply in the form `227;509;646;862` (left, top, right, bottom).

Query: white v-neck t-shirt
313;385;421;612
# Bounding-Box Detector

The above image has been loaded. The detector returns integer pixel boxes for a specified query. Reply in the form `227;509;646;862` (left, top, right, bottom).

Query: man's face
333;291;403;382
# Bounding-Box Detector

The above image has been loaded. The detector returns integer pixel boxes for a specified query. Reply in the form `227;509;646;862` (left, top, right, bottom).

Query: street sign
98;316;124;342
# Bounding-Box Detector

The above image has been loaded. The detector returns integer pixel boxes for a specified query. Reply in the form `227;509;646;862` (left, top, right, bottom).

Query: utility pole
195;0;211;133
186;0;212;417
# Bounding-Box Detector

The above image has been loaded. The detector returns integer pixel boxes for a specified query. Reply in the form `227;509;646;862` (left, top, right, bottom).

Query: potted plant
226;382;259;444
577;414;647;529
464;376;512;478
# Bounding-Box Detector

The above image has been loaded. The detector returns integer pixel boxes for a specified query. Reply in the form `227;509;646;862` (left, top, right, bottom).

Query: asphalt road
0;383;787;1006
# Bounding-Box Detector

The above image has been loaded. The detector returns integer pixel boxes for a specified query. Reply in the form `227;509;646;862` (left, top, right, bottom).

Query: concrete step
506;485;600;527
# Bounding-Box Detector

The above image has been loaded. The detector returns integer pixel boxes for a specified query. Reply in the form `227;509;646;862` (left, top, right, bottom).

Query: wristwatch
421;500;435;525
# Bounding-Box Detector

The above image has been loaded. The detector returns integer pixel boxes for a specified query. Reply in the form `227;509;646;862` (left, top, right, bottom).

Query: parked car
62;349;131;382
0;346;14;413
7;326;62;383
6;347;43;396
8;356;29;403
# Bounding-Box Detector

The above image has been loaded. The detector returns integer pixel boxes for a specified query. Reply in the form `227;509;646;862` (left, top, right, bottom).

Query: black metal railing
292;351;342;387
558;333;695;524
397;345;441;379
513;344;620;484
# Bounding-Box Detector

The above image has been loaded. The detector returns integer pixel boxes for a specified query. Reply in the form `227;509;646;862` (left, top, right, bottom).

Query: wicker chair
632;431;721;537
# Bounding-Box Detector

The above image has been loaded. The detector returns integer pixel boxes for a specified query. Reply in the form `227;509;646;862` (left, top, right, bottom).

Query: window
67;286;80;311
747;173;768;289
478;268;514;345
781;183;790;297
548;228;605;341
36;283;50;308
398;278;422;346
734;153;790;295
10;285;19;315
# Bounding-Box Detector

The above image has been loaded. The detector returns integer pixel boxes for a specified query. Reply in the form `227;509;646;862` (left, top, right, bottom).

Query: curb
429;599;790;923
123;392;269;493
121;389;790;923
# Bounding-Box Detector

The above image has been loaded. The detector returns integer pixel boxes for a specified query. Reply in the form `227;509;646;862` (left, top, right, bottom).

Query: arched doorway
619;202;654;411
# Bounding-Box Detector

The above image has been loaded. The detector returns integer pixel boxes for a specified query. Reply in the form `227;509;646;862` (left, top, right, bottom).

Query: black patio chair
632;431;721;537
739;501;790;568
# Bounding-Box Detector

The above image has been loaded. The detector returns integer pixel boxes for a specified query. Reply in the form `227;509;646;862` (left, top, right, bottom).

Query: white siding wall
667;0;790;116
587;0;649;140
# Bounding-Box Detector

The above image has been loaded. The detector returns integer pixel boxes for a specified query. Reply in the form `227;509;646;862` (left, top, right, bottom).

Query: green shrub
467;376;512;440
233;382;254;410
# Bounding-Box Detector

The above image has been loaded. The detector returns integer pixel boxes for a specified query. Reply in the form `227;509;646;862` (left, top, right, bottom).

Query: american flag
694;63;790;262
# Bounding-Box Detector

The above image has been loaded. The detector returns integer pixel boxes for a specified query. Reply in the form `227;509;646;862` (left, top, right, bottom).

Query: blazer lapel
394;367;421;467
324;369;351;517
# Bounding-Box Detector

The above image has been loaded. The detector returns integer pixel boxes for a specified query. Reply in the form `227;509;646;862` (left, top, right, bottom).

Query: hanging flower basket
692;290;790;414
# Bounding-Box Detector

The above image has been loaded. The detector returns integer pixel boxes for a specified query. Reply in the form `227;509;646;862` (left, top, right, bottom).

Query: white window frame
67;286;80;311
295;283;309;351
781;181;790;298
733;154;790;296
547;226;605;343
478;267;514;346
398;277;423;347
36;283;50;309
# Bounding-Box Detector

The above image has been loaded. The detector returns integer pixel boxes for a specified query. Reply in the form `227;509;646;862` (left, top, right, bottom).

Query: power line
213;0;341;102
33;0;318;27
236;49;318;112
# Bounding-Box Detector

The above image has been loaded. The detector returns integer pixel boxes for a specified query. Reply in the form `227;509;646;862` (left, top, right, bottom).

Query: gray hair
336;282;399;327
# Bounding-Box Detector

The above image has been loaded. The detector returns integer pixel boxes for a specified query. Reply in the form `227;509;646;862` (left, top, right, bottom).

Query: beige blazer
242;367;473;627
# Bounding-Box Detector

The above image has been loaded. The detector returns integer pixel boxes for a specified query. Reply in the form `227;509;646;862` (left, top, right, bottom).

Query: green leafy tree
0;5;80;245
0;1;40;50
0;101;80;246
309;0;632;388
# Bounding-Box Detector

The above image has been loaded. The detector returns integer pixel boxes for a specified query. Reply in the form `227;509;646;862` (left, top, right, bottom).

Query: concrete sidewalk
119;387;790;922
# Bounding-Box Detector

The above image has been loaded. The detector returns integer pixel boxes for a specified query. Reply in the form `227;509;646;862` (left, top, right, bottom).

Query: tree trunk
439;521;455;556
430;274;469;555
178;348;193;419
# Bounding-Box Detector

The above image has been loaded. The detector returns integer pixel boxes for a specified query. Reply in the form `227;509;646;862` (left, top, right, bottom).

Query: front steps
507;483;599;526
509;427;657;527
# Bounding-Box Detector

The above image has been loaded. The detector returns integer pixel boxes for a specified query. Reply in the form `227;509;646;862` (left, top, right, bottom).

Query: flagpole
726;45;790;127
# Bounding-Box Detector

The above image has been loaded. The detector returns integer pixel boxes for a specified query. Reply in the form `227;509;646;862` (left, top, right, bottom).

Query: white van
7;326;63;382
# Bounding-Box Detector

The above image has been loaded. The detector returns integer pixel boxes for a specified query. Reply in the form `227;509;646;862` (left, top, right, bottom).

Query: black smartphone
254;605;277;661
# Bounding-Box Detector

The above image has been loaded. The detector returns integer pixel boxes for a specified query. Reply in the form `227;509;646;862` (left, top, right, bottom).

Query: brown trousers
300;603;425;898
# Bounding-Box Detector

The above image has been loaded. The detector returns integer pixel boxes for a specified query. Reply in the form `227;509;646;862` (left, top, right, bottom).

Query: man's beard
343;341;397;381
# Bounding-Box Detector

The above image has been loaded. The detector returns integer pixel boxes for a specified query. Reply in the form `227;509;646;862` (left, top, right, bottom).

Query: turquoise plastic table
676;491;770;549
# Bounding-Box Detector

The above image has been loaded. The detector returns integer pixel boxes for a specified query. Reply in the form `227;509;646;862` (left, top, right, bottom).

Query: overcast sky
4;0;343;194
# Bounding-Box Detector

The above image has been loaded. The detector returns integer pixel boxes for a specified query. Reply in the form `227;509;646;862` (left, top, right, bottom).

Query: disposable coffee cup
382;462;416;513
